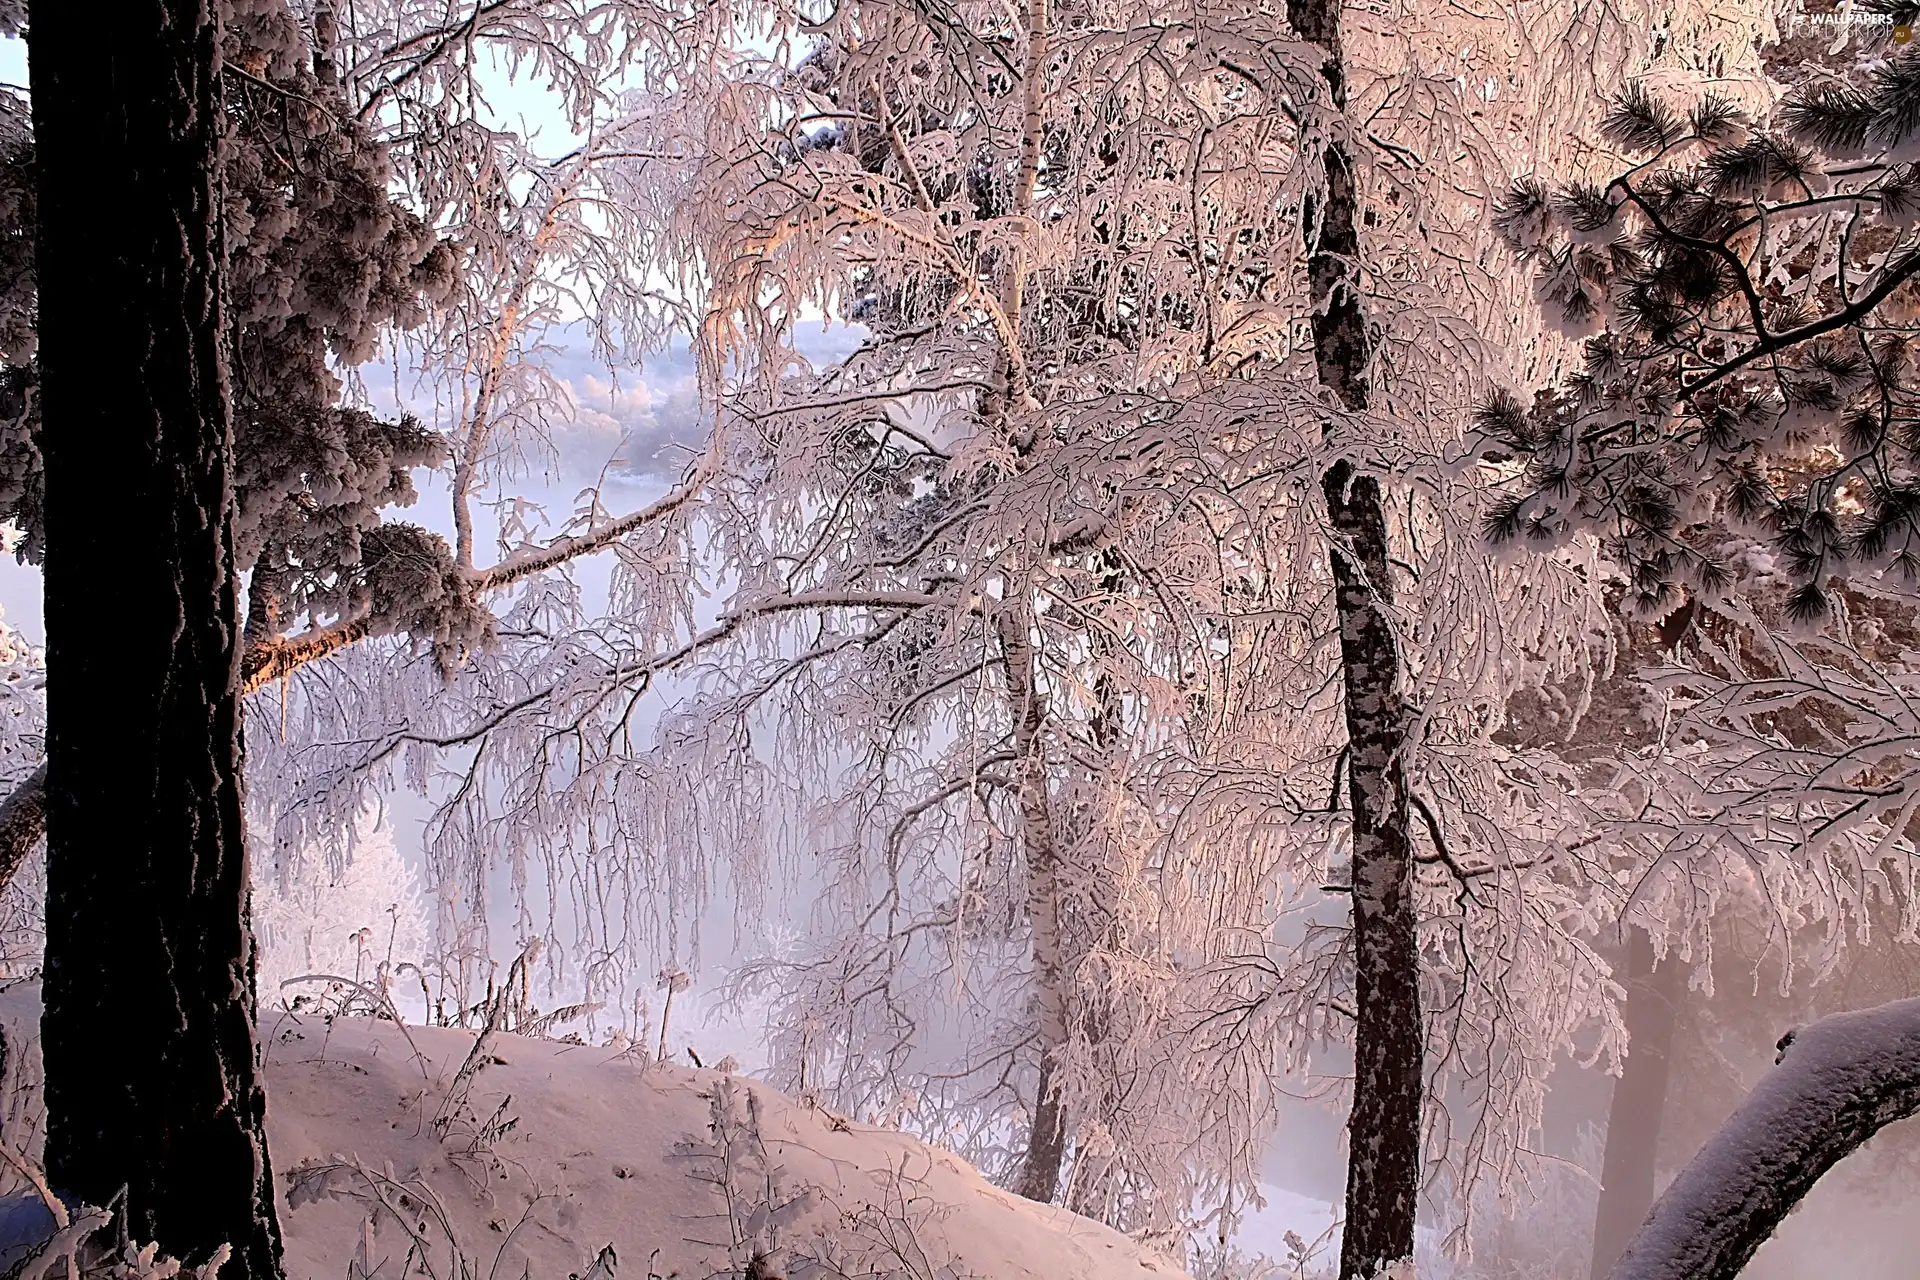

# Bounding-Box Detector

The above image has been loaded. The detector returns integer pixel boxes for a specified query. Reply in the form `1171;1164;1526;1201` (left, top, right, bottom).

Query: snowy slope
0;985;1190;1280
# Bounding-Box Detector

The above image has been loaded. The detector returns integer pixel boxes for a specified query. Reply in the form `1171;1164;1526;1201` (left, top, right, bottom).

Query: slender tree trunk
1323;463;1422;1280
1590;929;1684;1280
1287;0;1422;1274
31;1;284;1274
1064;648;1126;1223
1005;551;1127;1211
998;606;1073;1204
995;0;1069;1194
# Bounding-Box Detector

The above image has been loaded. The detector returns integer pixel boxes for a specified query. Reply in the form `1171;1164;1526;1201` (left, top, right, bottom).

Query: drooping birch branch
0;459;715;891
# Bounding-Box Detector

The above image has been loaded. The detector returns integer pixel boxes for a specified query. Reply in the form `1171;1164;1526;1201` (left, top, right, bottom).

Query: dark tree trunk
0;760;45;891
1287;0;1423;1275
1323;462;1422;1280
1590;929;1684;1280
1017;1055;1070;1204
30;1;284;1275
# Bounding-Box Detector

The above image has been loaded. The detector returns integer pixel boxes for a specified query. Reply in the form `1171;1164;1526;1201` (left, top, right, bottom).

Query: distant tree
253;803;430;1008
1586;924;1685;1280
0;605;43;970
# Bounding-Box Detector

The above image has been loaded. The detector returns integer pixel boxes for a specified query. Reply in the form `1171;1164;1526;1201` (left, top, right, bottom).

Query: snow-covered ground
1231;1185;1341;1272
0;984;1190;1280
1233;1184;1457;1280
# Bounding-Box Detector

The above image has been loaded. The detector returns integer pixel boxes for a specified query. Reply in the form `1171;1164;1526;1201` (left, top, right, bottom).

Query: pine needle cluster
1481;57;1920;621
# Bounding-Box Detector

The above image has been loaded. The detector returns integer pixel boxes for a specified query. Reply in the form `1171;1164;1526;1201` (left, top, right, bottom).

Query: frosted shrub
253;803;430;1014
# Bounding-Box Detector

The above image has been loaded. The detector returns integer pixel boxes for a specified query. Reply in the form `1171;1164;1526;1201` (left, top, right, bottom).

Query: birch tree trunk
31;0;285;1273
1322;461;1422;1280
1286;0;1423;1273
1064;584;1127;1221
998;605;1074;1204
1590;929;1684;1280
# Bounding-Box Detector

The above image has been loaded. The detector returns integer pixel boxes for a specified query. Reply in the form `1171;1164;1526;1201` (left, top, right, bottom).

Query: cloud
558;362;707;484
362;321;873;494
519;332;705;487
546;323;865;485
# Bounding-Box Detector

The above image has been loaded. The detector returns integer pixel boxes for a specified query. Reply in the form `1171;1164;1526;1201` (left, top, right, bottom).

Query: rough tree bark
1589;928;1685;1280
1287;0;1423;1274
0;760;45;893
0;628;357;898
31;0;285;1273
1322;460;1422;1280
1608;997;1920;1280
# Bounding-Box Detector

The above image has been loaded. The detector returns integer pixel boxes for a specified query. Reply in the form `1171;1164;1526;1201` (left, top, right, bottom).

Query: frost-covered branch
1609;996;1920;1280
474;455;714;590
243;618;376;696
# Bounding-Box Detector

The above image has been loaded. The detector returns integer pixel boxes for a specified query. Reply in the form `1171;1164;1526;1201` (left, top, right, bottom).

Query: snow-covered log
1609;997;1920;1280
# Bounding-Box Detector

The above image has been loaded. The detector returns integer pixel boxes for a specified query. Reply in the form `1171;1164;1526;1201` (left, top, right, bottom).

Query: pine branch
1683;244;1920;398
240;616;375;696
1601;83;1682;154
1614;179;1772;354
223;460;716;701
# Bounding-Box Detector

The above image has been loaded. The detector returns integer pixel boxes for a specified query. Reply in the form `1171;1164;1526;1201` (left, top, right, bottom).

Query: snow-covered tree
0;2;714;1269
16;1;1798;1276
1484;21;1920;1279
0;0;723;870
253;803;430;1008
257;1;1771;1273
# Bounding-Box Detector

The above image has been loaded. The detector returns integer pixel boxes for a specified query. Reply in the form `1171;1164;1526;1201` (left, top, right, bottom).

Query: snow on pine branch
1481;54;1920;622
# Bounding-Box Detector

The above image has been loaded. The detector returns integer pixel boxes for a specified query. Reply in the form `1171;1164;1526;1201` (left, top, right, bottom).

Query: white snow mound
0;987;1191;1280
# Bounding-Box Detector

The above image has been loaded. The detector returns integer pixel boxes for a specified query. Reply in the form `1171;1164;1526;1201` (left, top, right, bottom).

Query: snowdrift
0;985;1190;1280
